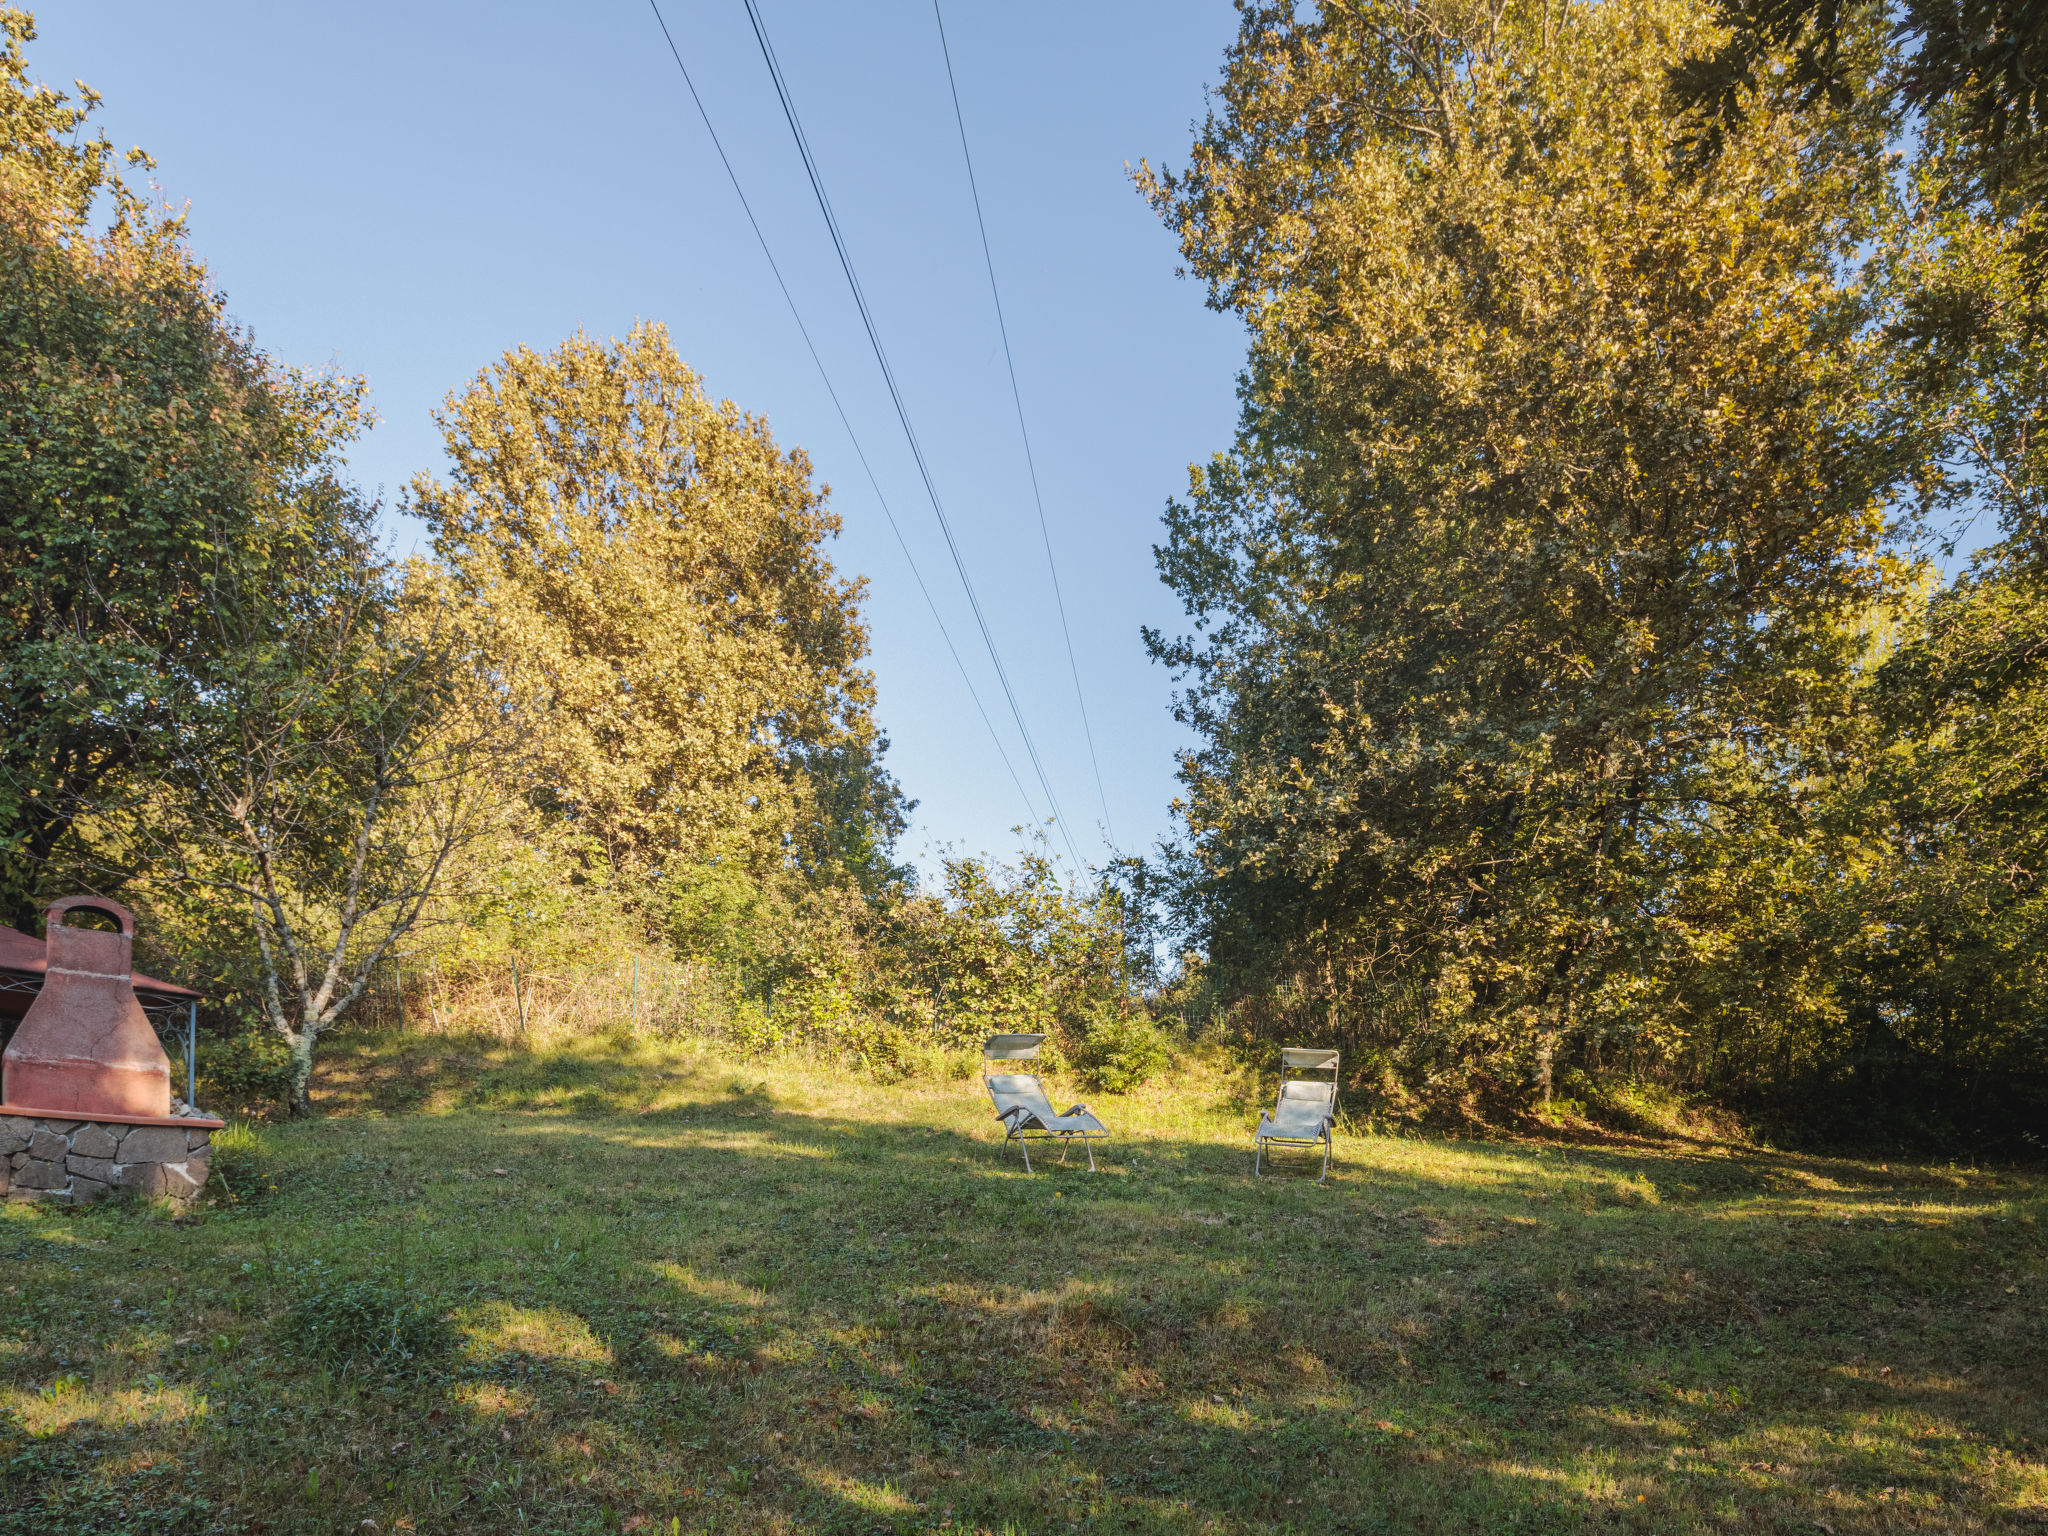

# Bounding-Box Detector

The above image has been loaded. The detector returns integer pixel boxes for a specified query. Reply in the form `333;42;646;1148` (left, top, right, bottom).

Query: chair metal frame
1254;1047;1340;1183
981;1033;1109;1172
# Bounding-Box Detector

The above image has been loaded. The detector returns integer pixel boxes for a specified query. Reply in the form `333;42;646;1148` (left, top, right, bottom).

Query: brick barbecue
0;898;221;1205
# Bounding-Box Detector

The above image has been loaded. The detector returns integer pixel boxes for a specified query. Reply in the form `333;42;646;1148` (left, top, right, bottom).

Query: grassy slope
0;1029;2042;1535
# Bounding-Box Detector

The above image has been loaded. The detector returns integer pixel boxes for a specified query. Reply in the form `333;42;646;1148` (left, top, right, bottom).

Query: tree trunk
283;1027;318;1116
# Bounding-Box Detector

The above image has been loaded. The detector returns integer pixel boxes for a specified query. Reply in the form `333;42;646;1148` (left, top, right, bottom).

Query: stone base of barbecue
0;1104;225;1206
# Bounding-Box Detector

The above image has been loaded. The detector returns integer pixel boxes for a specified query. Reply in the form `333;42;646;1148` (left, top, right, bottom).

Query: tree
409;324;905;894
121;494;520;1114
0;8;365;927
1830;544;2048;1144
1670;0;2048;195
1138;0;1931;1107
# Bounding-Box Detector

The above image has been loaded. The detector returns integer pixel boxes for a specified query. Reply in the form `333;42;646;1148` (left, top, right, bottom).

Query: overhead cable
735;0;1089;875
932;0;1116;853
643;0;1047;837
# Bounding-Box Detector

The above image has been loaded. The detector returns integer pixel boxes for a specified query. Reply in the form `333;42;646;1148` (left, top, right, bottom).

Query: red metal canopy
0;923;200;1019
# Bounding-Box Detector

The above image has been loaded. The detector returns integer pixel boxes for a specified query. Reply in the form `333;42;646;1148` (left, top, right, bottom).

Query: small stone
0;1122;30;1156
185;1128;212;1152
8;1151;27;1170
26;1130;67;1162
14;1159;67;1191
34;1120;81;1136
120;1161;200;1199
66;1154;117;1183
67;1176;108;1204
158;1163;201;1200
1;1115;38;1141
70;1125;119;1160
118;1127;188;1164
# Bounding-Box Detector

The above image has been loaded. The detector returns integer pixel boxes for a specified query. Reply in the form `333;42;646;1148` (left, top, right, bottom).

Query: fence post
186;998;197;1107
395;960;406;1033
632;956;640;1031
512;955;528;1035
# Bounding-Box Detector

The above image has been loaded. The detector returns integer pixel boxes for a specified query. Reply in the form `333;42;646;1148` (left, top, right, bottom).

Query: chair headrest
1281;1047;1339;1070
983;1033;1045;1061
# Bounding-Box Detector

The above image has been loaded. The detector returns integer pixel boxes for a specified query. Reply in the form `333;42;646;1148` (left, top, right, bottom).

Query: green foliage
1136;0;2013;1131
1669;0;2048;200
0;9;372;928
196;1027;297;1113
206;1118;280;1201
1070;1003;1169;1094
410;323;906;890
280;1277;449;1369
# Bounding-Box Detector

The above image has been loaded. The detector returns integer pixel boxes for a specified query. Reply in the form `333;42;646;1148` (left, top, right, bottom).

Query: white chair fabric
982;1039;1108;1172
1255;1047;1339;1181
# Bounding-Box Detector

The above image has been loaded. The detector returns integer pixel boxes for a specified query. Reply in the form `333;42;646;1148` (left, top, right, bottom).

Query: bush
196;1027;295;1111
206;1121;279;1203
282;1278;449;1369
1071;1005;1169;1094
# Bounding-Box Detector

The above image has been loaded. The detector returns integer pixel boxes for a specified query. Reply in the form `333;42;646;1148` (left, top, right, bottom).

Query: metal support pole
632;956;640;1030
186;998;197;1107
395;960;405;1033
511;956;527;1035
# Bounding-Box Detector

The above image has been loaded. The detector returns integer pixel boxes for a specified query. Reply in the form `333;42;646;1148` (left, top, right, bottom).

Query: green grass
1;1028;2042;1534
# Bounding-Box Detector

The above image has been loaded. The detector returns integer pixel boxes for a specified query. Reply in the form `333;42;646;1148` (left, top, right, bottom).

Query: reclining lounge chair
982;1033;1109;1172
1255;1048;1340;1182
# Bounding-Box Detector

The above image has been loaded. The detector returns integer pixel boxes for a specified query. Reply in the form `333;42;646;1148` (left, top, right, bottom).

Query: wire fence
352;953;746;1045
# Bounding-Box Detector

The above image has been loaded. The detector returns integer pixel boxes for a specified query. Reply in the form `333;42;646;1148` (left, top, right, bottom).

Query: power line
643;0;1048;838
931;0;1115;853
735;0;1089;876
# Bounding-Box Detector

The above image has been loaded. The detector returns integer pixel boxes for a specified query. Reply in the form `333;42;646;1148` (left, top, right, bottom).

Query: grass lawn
0;1028;2042;1535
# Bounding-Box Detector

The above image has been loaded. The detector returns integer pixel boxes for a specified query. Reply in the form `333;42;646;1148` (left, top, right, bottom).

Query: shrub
1071;1006;1169;1094
206;1121;278;1204
196;1028;295;1112
281;1278;449;1369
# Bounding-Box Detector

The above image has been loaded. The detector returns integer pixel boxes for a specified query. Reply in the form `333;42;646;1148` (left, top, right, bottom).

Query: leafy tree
886;846;1136;1046
1670;0;2048;194
410;324;906;893
119;501;520;1114
1138;0;1931;1108
1834;544;2048;1143
0;8;364;928
1800;132;2048;1144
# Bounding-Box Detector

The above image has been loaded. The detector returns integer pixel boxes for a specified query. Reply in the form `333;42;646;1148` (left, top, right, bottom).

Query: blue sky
31;1;1248;878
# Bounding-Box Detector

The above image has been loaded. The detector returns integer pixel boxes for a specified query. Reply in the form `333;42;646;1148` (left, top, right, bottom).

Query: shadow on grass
0;1054;2041;1534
